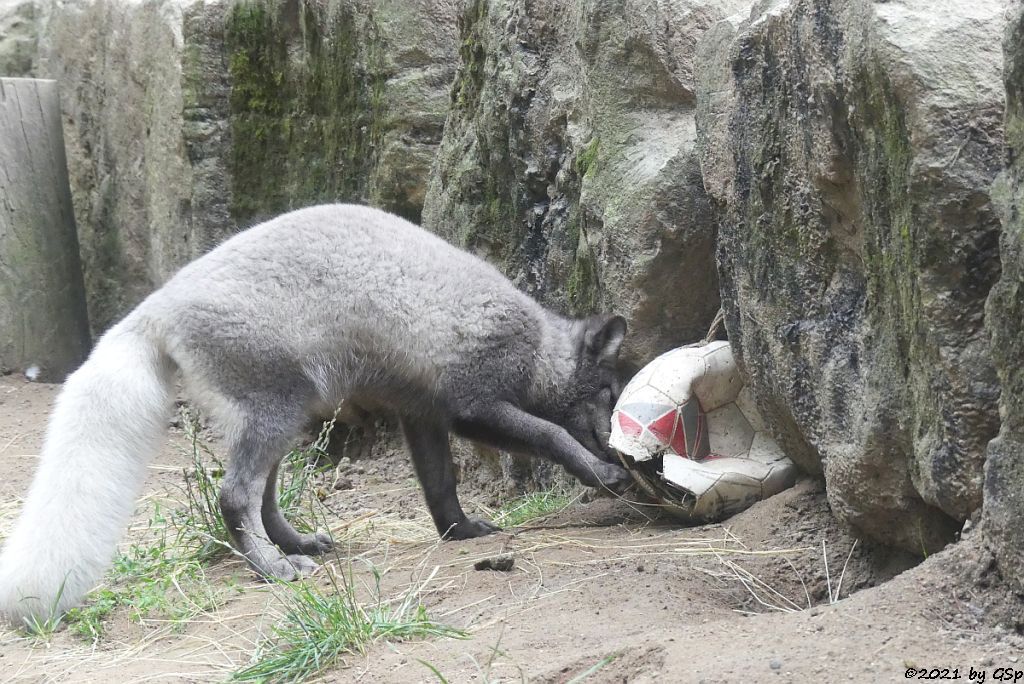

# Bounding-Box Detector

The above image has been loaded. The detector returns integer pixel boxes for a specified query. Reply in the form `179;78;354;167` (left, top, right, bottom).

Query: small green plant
465;623;526;683
418;659;451;683
21;578;69;641
232;564;466;683
419;625;530;683
276;415;339;535
174;413;232;562
22;611;65;640
492;489;574;528
64;588;117;641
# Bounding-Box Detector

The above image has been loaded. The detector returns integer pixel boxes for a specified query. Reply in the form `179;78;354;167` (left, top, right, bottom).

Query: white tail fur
0;323;174;625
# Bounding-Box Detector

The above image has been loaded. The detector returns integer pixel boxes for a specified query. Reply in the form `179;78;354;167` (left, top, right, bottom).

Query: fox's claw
594;462;632;494
290;531;333;556
444;515;501;540
263;553;319;581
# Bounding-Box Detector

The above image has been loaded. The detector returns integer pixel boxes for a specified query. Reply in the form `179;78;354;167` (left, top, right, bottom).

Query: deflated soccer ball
609;341;797;522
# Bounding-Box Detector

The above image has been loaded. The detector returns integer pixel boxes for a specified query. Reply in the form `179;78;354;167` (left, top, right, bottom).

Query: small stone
474;553;515;572
770;659;782;671
333;477;354;491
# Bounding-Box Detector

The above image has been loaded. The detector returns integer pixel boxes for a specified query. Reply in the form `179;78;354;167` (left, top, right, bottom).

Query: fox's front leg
455;402;631;492
400;416;500;540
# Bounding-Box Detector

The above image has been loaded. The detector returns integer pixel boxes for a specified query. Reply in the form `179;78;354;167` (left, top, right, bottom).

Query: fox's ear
583;315;627;365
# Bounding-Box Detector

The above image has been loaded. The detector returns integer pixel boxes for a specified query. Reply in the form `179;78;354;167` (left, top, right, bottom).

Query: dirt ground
1;375;1022;683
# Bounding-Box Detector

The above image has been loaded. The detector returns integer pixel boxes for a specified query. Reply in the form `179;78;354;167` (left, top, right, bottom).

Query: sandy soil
0;375;1021;683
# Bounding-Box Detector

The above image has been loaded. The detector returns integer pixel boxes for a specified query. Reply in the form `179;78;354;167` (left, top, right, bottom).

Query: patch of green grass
492;489;574;528
64;506;222;641
64;589;117;641
232;565;466;683
58;409;342;643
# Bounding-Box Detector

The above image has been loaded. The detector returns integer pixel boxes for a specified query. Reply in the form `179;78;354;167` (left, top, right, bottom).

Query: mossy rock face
696;0;1005;554
220;0;459;228
983;5;1024;593
16;0;458;331
423;0;739;371
224;0;383;223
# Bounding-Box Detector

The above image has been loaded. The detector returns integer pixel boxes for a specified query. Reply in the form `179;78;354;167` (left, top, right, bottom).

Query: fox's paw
572;459;630;491
593;462;633;494
265;554;320;581
290;531;333;556
443;516;501;540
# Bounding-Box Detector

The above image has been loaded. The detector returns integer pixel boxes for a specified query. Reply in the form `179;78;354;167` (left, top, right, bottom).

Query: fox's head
555;314;628;464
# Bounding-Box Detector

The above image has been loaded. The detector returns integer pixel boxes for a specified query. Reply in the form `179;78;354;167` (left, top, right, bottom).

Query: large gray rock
423;0;752;369
39;0;196;332
215;0;458;227
697;0;1005;553
984;5;1024;592
10;0;458;331
0;0;38;76
0;78;90;380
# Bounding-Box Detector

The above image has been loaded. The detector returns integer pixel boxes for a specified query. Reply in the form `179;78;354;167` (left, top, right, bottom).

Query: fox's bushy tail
0;322;175;625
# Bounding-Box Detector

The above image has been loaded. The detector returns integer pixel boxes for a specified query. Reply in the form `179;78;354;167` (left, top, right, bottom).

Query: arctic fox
0;204;630;624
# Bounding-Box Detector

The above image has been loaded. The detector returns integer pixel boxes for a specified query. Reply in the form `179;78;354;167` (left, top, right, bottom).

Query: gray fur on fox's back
0;203;629;625
145;204;570;421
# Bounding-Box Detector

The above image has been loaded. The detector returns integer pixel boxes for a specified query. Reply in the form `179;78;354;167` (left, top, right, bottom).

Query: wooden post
0;78;90;381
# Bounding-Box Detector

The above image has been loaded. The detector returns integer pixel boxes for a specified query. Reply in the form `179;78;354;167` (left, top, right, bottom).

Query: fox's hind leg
400;416;500;540
261;462;333;556
219;411;319;580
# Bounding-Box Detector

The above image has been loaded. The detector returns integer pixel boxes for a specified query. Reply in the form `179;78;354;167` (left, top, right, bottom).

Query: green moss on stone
567;242;599;314
854;60;918;346
574;138;600;178
451;124;521;268
181;43;203;110
225;0;385;221
451;0;488;112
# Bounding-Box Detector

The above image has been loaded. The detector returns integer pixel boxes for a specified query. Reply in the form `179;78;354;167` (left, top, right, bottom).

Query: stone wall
983;3;1024;591
696;0;1006;553
3;0;458;331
